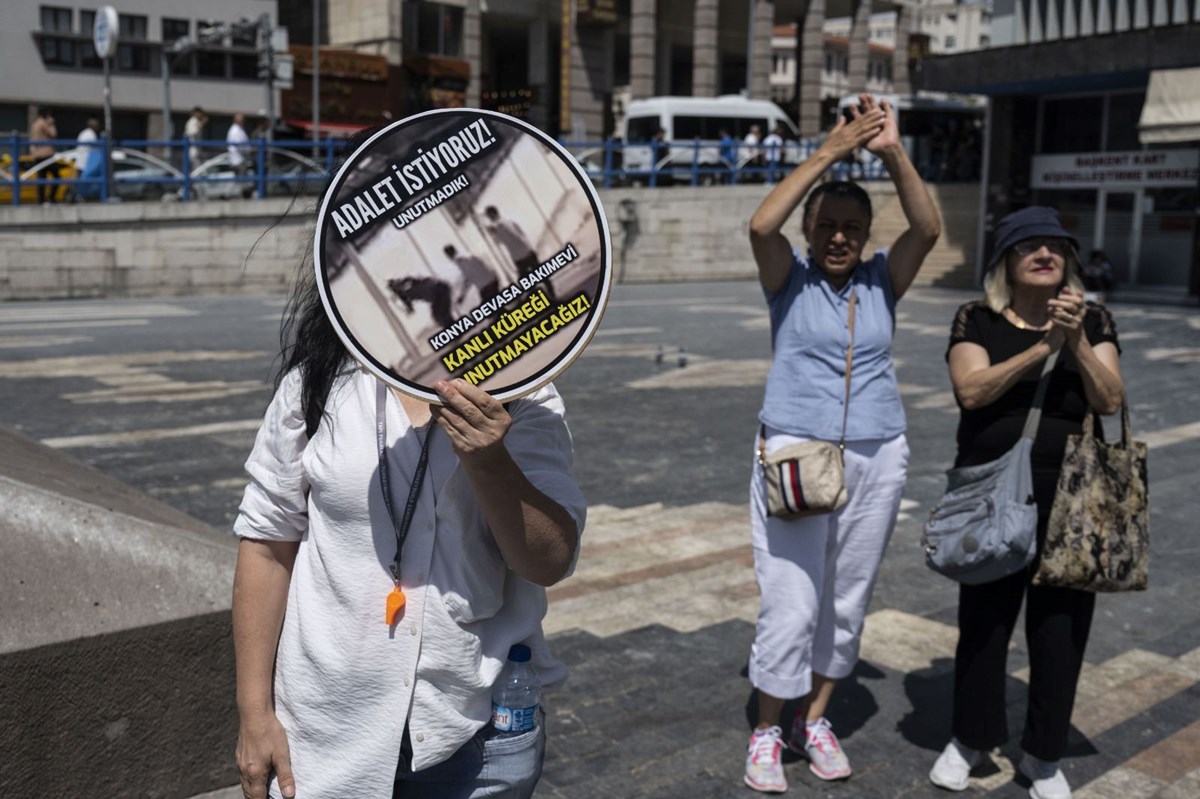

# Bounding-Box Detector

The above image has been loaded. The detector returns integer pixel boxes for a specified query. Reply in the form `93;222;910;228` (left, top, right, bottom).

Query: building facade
769;23;896;108
919;0;1200;294
822;0;992;54
311;0;922;140
0;0;277;142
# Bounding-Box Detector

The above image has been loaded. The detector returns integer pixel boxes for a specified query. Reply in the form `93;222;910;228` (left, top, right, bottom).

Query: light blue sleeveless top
759;249;906;441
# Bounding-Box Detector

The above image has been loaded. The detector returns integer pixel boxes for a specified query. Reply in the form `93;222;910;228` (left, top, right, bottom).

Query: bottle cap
508;643;532;663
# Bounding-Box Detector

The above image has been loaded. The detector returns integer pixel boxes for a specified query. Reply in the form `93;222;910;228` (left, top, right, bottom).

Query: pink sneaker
790;716;852;780
744;726;788;793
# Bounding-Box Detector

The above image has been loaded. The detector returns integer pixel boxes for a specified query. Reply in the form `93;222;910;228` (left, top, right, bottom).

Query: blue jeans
392;715;546;799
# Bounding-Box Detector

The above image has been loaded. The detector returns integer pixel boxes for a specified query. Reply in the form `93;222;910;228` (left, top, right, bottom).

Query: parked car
49;147;183;202
189;147;327;199
0;153;79;203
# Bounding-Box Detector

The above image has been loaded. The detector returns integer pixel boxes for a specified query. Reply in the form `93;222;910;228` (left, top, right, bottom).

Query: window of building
1106;92;1146;151
825;52;833;72
404;2;464;58
1040;96;1104;153
39;6;76;67
979;34;991;47
117;13;151;72
163;18;189;43
162;19;194;76
79;9;101;68
0;104;29;135
196;19;227;78
230;23;258;79
944;35;956;49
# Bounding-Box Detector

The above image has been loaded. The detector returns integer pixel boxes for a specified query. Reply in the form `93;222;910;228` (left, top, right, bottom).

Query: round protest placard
315;109;612;403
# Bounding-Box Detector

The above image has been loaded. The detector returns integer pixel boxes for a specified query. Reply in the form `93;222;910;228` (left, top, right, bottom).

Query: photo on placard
315;109;611;402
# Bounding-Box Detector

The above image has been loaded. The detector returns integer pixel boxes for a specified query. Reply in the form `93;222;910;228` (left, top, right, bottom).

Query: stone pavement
0;283;1198;798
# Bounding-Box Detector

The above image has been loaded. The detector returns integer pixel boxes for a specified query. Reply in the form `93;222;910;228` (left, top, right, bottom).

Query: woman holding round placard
742;94;941;793
230;129;587;799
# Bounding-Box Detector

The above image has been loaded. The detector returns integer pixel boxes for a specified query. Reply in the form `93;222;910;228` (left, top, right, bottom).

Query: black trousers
37;162;63;203
951;470;1096;761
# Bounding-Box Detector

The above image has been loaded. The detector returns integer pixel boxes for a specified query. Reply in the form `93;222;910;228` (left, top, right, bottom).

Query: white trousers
749;430;909;700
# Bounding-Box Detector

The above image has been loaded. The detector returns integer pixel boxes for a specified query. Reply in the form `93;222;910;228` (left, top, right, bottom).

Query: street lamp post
94;5;118;201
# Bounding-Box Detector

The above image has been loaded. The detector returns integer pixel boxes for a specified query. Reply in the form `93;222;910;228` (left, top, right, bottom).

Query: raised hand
818;101;886;161
860;95;900;155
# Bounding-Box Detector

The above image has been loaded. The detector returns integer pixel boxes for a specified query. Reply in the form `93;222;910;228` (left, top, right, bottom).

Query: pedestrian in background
184;106;208;167
30;108;61;204
719;127;737;182
742;94;940;794
762;123;785;183
931;207;1123;799
74;117;101;168
226;113;251;197
743;124;764;173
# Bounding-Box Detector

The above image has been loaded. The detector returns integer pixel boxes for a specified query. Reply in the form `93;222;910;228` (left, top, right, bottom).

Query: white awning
1139;68;1200;145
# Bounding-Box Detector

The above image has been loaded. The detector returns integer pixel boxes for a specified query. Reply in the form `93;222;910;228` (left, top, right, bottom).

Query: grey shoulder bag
923;351;1059;584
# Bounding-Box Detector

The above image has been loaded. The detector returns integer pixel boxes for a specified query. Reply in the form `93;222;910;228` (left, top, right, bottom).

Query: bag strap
1082;399;1133;447
838;291;857;448
756;288;857;462
1020;350;1060;440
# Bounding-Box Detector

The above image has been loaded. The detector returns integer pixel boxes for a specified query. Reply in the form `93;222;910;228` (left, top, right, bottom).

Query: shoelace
749;727;783;764
806;719;841;753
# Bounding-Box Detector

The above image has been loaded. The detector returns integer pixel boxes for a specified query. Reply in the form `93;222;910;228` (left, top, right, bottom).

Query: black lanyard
375;382;434;585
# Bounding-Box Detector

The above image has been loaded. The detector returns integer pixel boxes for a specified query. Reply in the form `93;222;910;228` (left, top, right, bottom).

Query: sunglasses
1011;238;1073;257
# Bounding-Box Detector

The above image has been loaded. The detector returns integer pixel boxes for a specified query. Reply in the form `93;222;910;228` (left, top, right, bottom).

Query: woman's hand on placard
432;379;512;465
818;99;886;161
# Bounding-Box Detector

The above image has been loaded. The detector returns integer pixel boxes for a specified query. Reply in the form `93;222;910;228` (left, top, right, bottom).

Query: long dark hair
276;126;384;439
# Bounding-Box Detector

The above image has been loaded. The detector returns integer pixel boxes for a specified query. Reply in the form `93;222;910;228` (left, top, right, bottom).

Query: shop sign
1031;150;1200;190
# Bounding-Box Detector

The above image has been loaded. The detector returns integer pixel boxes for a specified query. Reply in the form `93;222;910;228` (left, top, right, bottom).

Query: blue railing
559;138;890;188
3;136;347;206
4;134;898;205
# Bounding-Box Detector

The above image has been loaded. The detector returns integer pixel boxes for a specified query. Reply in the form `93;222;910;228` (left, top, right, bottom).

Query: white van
621;95;800;174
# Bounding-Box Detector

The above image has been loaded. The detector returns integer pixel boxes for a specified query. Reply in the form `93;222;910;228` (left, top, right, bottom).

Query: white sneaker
744;726;787;793
1019;753;1072;799
929;739;982;791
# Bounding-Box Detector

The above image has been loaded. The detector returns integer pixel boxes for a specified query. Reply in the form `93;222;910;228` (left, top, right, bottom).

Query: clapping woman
930;206;1123;799
741;95;941;793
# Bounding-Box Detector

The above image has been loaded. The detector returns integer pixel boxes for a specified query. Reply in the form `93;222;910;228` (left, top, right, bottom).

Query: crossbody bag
758;291;857;519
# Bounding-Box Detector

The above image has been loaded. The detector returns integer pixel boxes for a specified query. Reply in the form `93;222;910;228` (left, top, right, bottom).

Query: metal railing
560;138;890;188
2;136;347;206
4;134;906;205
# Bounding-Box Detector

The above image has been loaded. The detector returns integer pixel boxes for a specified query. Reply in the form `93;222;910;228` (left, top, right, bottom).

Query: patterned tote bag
1033;403;1149;592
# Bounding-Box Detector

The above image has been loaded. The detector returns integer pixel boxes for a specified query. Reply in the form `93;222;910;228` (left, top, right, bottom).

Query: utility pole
257;14;275;142
312;0;320;146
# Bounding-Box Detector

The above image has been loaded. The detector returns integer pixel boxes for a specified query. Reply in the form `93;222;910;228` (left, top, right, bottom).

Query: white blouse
233;367;586;797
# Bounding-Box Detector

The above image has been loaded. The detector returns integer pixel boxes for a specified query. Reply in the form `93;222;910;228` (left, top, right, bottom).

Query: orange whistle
386;586;406;625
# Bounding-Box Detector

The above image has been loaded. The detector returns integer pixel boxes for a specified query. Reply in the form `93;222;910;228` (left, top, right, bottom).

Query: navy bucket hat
987;206;1079;270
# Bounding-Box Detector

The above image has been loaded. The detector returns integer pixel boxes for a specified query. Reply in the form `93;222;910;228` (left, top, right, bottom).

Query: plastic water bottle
491;644;540;737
